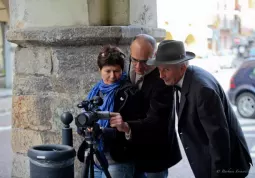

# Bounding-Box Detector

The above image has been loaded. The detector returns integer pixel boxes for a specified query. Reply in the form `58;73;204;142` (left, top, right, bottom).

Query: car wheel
236;92;255;118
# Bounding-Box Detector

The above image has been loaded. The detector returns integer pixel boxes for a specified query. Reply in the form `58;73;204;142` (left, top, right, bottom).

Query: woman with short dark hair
78;45;142;178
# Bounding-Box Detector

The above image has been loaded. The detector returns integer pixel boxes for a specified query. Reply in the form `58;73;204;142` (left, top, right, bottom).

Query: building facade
157;0;255;57
157;0;214;57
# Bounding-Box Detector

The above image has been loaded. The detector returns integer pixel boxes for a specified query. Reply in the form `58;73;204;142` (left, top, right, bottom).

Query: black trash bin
27;144;76;178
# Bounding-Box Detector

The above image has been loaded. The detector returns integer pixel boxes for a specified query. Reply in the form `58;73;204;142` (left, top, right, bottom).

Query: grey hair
133;34;157;54
182;61;189;67
177;61;189;68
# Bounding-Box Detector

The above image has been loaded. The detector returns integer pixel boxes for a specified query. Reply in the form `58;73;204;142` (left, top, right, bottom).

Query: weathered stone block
50;94;82;132
12;153;29;178
13;75;53;95
109;0;129;25
40;131;61;145
12;95;52;131
51;45;130;95
130;0;158;28
87;0;108;26
6;26;166;47
14;47;52;75
52;76;85;95
9;0;109;29
52;47;88;77
51;46;100;95
12;129;43;154
12;129;61;154
109;0;158;27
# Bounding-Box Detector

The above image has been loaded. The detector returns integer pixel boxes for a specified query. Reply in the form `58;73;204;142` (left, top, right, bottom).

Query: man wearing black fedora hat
145;40;253;178
110;35;182;178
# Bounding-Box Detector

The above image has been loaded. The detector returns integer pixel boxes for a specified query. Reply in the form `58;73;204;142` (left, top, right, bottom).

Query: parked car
228;59;255;118
231;56;255;69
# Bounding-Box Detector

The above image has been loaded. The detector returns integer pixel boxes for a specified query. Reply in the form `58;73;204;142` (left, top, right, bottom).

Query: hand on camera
87;127;93;132
110;112;130;133
77;127;93;137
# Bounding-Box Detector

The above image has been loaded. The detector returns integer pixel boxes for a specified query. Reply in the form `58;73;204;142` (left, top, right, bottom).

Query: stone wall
7;26;165;178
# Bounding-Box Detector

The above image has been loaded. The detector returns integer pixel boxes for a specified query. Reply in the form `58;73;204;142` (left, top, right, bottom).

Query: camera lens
77;114;87;126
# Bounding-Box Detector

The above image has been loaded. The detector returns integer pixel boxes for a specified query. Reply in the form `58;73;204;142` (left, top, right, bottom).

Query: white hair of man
177;61;189;68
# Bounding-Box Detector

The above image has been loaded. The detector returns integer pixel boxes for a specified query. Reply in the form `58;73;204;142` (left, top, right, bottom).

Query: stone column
109;0;157;27
7;0;165;178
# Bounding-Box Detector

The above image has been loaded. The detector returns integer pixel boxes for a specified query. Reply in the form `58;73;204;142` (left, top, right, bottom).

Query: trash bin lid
27;144;76;162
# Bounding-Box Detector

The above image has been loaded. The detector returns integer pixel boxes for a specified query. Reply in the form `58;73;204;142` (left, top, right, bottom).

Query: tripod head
60;110;111;178
59;96;111;178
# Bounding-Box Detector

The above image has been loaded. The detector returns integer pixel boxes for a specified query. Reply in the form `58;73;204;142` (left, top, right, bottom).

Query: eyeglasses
130;56;149;64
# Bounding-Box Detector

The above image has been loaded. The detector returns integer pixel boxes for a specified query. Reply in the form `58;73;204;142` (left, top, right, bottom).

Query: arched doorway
165;31;173;40
185;34;196;46
185;34;196;52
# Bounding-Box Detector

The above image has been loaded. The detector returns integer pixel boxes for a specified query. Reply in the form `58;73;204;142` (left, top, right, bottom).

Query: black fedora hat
147;40;196;65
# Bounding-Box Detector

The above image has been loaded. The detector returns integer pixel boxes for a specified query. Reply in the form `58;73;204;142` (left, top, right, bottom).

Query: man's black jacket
127;68;182;172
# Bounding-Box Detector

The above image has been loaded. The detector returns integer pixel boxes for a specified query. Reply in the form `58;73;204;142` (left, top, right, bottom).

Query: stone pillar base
7;26;165;178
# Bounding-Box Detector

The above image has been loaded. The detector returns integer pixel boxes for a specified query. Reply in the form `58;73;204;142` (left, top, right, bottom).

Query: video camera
60;96;112;178
75;96;110;128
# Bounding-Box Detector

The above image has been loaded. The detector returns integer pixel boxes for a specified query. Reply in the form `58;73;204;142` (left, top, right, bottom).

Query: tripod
80;124;112;178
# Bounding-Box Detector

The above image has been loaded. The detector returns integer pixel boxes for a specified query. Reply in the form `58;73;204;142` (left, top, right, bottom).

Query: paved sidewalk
0;88;12;99
0;90;12;178
0;88;12;115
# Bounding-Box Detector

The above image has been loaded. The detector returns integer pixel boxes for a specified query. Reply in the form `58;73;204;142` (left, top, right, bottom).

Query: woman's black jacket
102;80;144;163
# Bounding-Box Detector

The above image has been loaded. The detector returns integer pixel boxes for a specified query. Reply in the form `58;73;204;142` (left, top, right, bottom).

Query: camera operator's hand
87;127;93;132
110;112;130;133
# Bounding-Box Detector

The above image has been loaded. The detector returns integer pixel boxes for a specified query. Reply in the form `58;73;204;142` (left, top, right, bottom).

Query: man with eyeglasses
128;37;157;90
110;34;181;178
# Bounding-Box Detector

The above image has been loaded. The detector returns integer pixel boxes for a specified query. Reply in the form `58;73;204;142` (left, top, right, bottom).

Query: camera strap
77;140;88;163
77;138;109;170
94;138;109;170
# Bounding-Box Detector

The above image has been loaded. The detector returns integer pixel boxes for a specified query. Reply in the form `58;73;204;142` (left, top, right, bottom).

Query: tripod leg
82;151;91;178
90;153;94;178
94;149;112;178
